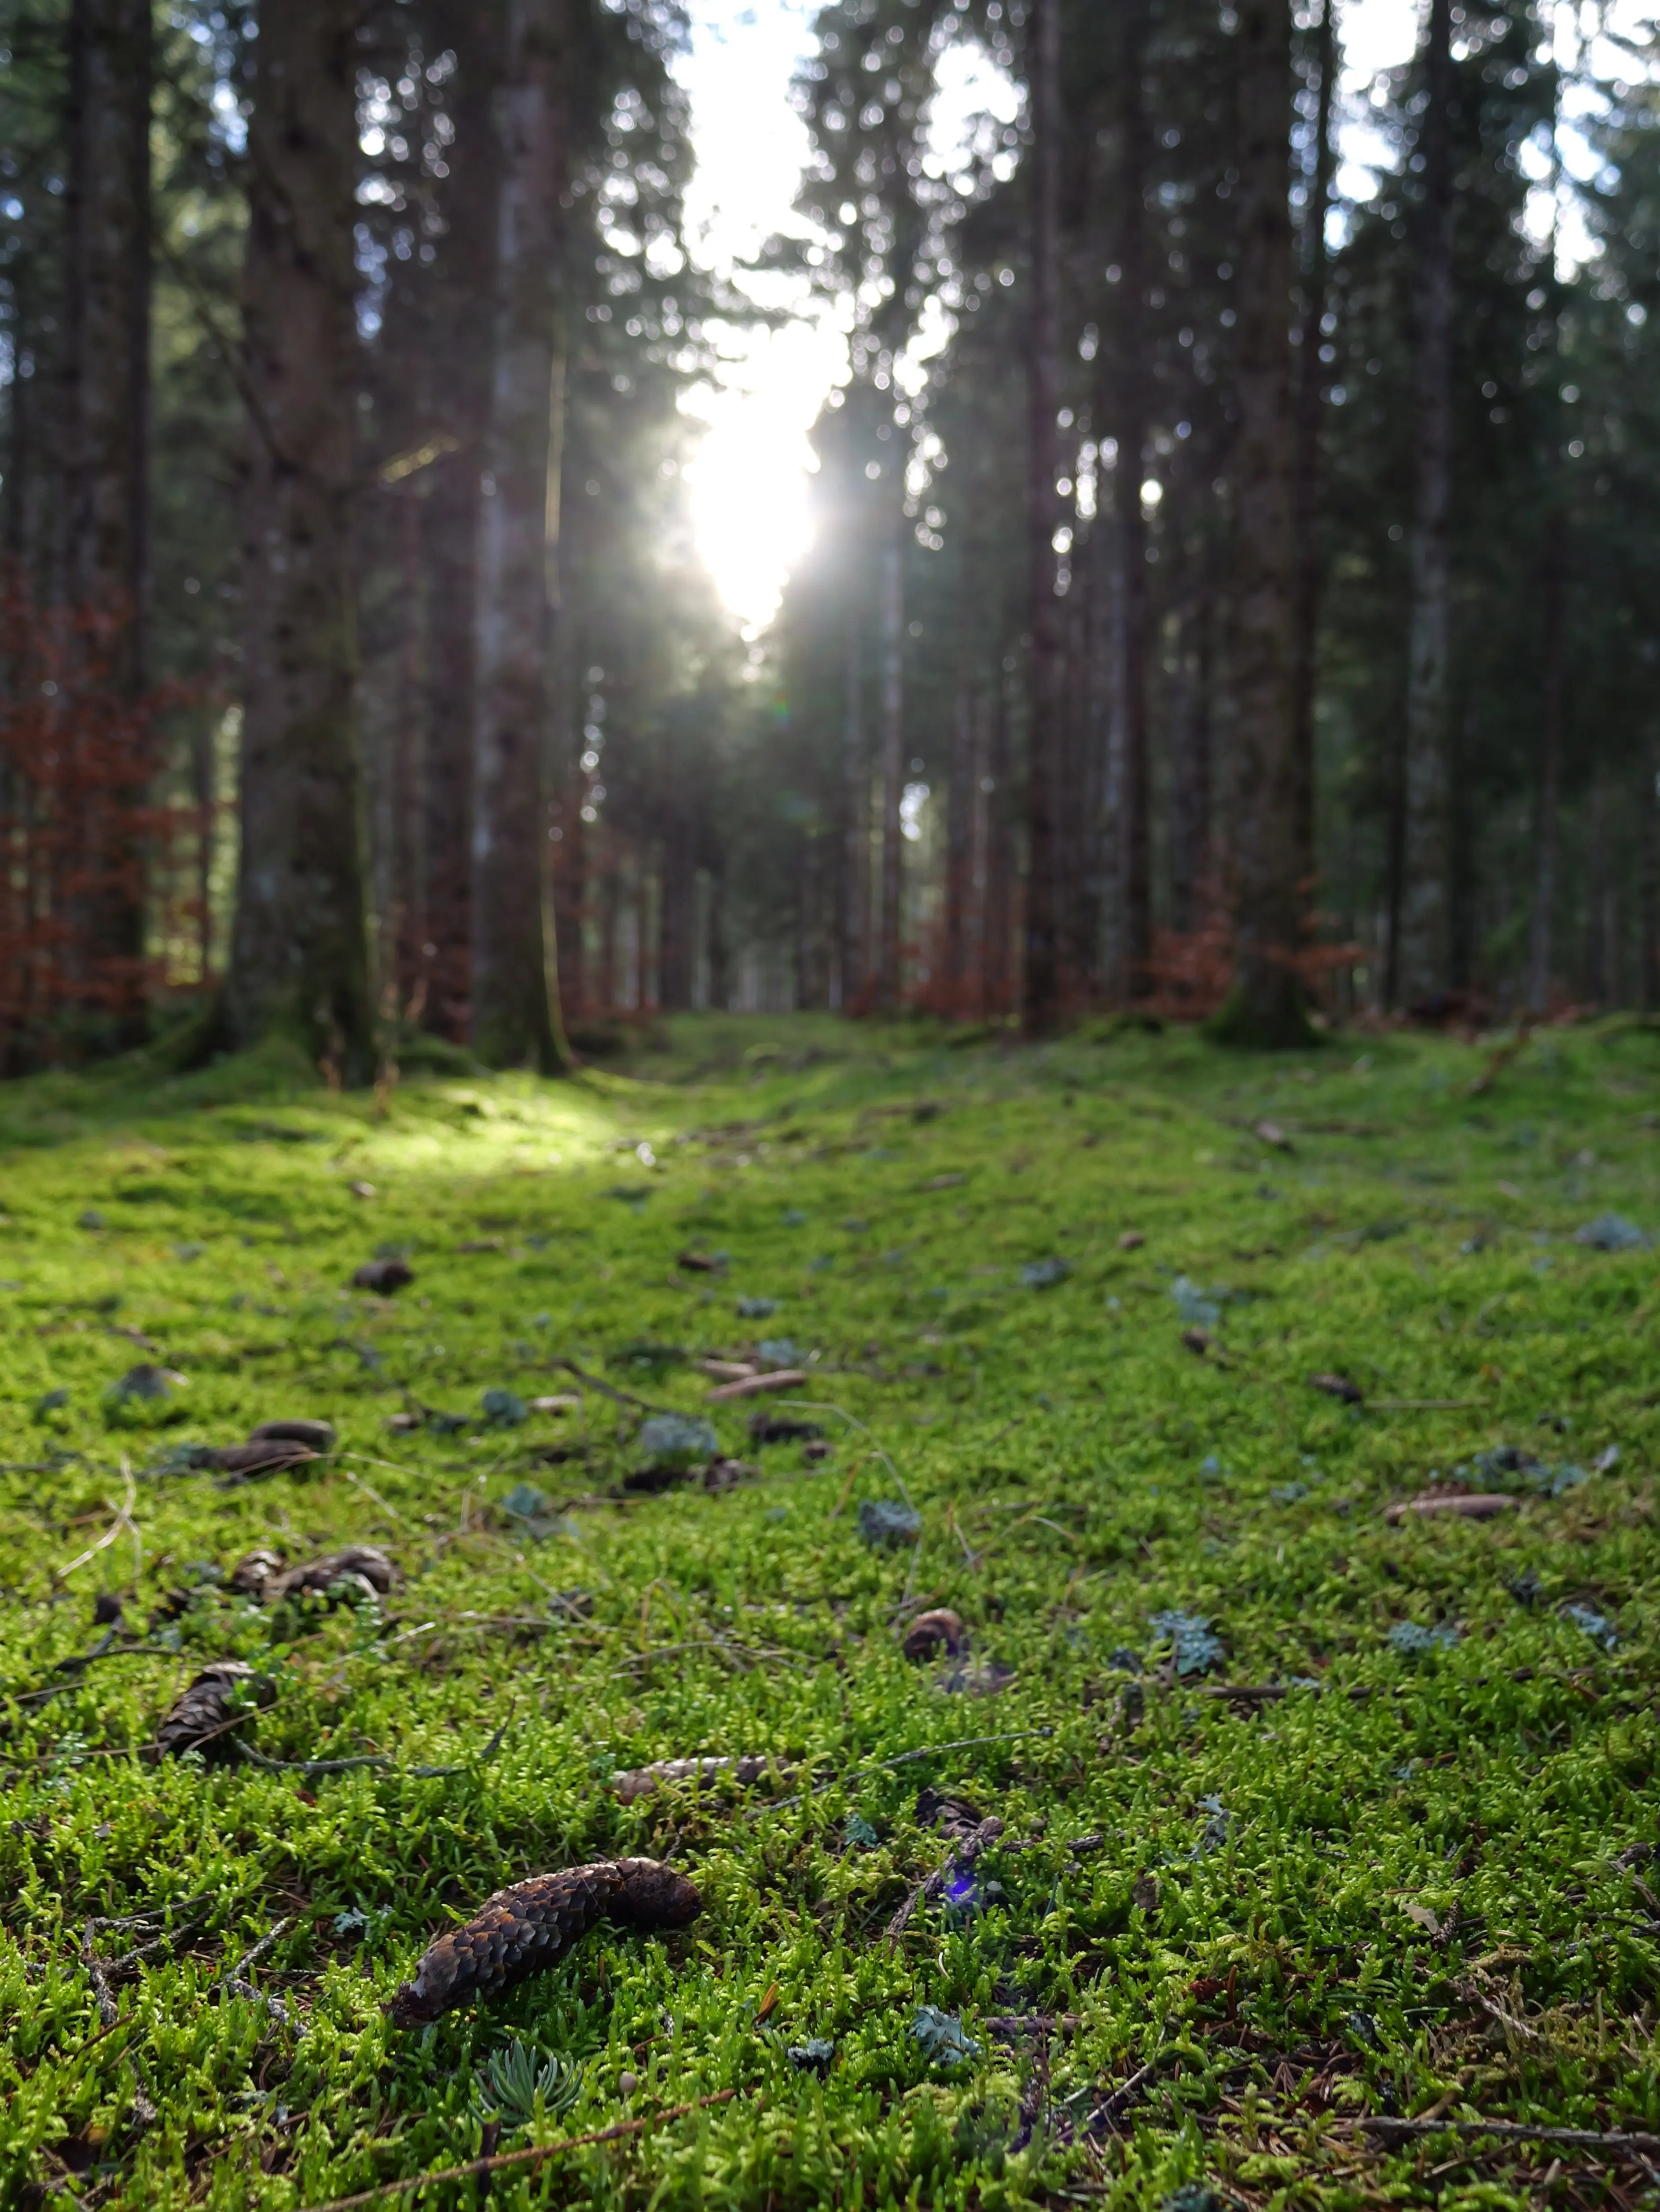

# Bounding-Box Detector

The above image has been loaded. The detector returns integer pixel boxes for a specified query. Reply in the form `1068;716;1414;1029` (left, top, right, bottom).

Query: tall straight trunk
875;537;904;1012
970;687;992;1010
1290;0;1334;901
225;0;374;1078
471;0;570;1070
392;487;426;1018
66;0;152;1034
1642;732;1660;1012
420;0;502;1043
1021;0;1066;1033
944;677;973;1015
1214;0;1306;1047
659;803;696;1011
1527;512;1565;1012
1583;766;1607;1003
1399;0;1454;1005
1111;0;1151;999
1171;584;1214;933
987;672;1016;1015
838;609;866;1008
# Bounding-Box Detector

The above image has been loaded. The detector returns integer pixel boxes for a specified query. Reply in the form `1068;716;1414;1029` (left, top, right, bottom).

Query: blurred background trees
0;0;1656;1070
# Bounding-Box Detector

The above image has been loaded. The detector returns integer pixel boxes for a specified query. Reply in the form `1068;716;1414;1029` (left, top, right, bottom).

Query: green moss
1;1016;1658;2207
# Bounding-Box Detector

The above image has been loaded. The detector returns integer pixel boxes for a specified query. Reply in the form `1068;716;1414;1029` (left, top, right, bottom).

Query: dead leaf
1132;1874;1161;1912
700;1359;757;1382
1309;1372;1363;1404
1119;1230;1146;1251
1254;1119;1292;1150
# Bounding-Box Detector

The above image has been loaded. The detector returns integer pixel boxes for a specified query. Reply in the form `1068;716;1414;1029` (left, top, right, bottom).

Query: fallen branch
294;2087;742;2212
1349;2115;1660;2155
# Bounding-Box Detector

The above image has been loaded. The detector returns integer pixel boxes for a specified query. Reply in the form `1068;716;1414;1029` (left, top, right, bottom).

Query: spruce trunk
226;0;374;1080
1212;0;1307;1048
471;0;570;1070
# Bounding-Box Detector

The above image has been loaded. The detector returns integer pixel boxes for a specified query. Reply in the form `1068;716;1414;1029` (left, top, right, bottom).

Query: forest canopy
0;0;1656;1072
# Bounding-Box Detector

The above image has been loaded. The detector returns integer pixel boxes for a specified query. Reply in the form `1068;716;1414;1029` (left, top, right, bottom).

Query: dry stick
294;2087;742;2212
233;1711;514;1781
55;1465;136;1583
221;1918;297;2031
1344;2116;1660;2156
547;1358;683;1419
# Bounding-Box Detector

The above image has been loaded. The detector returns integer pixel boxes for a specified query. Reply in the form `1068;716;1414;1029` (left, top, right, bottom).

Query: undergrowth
2;1014;1659;2212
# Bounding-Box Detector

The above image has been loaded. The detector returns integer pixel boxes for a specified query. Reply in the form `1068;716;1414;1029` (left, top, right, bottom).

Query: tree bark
1170;583;1214;934
1212;0;1307;1047
65;0;152;1035
1642;733;1660;1013
945;676;973;1015
1110;0;1151;1001
874;537;904;1012
1526;511;1565;1013
225;0;374;1079
471;0;571;1070
837;609;867;1008
419;0;503;1043
1290;0;1334;913
1021;0;1066;1034
1399;0;1454;1005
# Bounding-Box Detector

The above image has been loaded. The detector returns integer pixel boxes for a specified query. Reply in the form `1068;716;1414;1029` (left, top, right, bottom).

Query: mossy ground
3;1014;1660;2212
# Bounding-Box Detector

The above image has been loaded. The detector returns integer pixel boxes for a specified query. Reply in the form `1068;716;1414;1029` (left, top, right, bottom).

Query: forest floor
2;1012;1660;2212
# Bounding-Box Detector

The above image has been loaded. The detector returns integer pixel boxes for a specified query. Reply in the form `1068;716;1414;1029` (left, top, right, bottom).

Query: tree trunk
471;0;571;1070
945;676;973;1015
837;609;867;1008
875;537;904;1012
1642;734;1660;1012
1021;0;1066;1034
1290;0;1334;911
1583;765;1606;1004
1526;512;1565;1013
65;0;152;1037
987;671;1016;1016
1170;585;1214;933
1110;0;1151;1001
419;0;502;1043
225;0;374;1079
1212;0;1306;1048
1399;0;1454;1006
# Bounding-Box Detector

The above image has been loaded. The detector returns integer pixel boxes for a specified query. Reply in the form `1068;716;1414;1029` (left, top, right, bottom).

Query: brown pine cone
386;1859;701;2029
269;1544;396;1603
156;1661;272;1763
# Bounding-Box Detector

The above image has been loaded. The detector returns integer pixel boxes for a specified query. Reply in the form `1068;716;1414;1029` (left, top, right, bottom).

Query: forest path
1;1014;1658;2208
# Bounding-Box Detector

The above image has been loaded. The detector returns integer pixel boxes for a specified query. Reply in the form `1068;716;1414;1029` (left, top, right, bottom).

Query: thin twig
221;1918;298;2031
752;1729;1053;1818
1348;2116;1660;2154
233;1711;514;1781
294;2087;742;2212
886;1816;1004;1949
777;1402;909;1500
55;1465;136;1582
547;1358;683;1417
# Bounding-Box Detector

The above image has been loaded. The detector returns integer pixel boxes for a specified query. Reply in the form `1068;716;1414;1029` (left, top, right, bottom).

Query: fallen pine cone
386;1859;701;2028
705;1369;808;1402
204;1440;319;1483
228;1546;286;1597
678;1251;723;1273
353;1259;413;1295
156;1661;272;1763
1385;1493;1516;1526
268;1544;396;1603
703;1458;758;1491
1308;1373;1363;1405
248;1417;338;1454
92;1591;123;1627
1181;1328;1211;1357
749;1414;823;1444
610;1755;780;1805
902;1608;966;1660
1118;1230;1146;1251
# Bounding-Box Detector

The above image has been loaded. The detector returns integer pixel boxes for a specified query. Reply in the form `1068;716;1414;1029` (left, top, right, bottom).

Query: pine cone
386;1859;701;2029
156;1661;272;1763
269;1544;395;1603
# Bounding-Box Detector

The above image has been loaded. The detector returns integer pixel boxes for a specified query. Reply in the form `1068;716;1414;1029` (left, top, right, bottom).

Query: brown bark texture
65;0;152;1028
1527;510;1566;1012
1213;0;1307;1047
1399;0;1454;1005
1290;0;1334;906
1021;0;1066;1034
1110;0;1151;999
471;0;571;1069
224;0;375;1079
875;537;904;1012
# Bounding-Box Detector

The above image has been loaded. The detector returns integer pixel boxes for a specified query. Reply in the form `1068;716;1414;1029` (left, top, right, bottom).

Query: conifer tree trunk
65;0;151;1036
837;611;866;1009
1526;512;1566;1013
420;0;502;1042
875;539;904;1013
471;0;571;1069
1290;0;1334;903
1021;0;1066;1034
1400;0;1454;1005
1212;0;1306;1047
1112;0;1151;1002
225;0;374;1079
